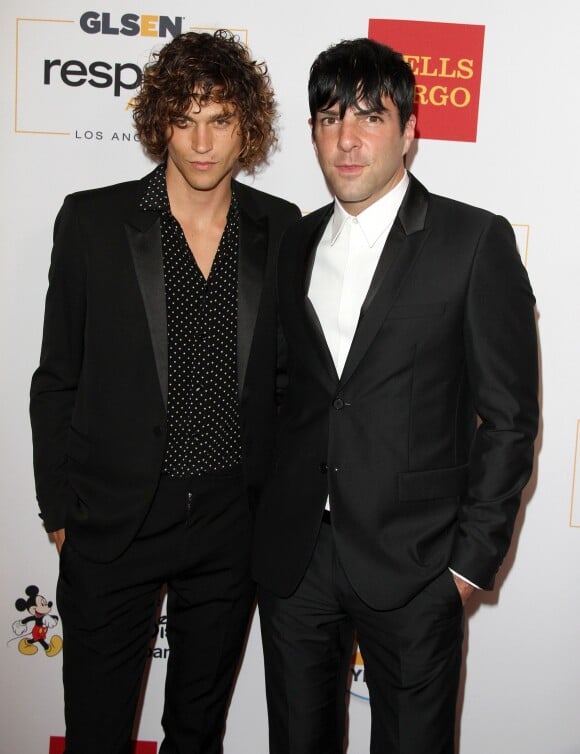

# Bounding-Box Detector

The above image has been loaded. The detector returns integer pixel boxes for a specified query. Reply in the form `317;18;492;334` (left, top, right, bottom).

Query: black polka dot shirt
140;165;242;477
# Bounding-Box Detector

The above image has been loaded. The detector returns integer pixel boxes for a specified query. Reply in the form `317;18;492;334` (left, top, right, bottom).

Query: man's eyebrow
354;103;387;115
316;105;386;118
208;108;236;121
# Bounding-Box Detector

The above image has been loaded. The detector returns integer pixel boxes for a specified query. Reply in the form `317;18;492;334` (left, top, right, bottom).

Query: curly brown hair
133;30;277;170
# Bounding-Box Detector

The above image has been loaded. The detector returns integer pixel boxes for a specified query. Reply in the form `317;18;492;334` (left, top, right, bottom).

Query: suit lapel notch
126;217;168;409
237;202;268;398
339;175;431;385
298;206;339;386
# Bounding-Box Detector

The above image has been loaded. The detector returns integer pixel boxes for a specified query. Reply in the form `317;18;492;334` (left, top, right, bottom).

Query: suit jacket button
333;397;345;410
319;463;328;474
153;425;162;437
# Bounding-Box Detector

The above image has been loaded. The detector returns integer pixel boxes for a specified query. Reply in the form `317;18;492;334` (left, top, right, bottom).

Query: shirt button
333;397;345;410
319;463;328;474
153;425;163;437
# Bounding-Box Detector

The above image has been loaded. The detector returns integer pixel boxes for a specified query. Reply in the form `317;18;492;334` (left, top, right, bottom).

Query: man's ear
309;118;318;154
402;113;416;156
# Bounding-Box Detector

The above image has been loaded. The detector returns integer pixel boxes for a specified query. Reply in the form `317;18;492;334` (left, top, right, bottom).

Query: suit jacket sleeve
30;196;86;532
449;214;539;588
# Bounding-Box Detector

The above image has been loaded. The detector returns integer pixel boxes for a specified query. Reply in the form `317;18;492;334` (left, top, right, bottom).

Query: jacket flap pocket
398;464;468;501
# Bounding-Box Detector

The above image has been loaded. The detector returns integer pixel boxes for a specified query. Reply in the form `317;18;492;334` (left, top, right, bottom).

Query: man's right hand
50;528;66;554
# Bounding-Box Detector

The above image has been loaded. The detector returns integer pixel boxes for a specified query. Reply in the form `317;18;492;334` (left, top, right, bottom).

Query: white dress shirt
308;173;409;378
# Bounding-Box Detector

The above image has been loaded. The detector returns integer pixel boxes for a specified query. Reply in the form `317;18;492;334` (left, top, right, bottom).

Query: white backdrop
1;2;579;753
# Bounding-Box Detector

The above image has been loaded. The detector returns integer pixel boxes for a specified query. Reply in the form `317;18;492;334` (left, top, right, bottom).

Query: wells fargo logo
368;19;485;142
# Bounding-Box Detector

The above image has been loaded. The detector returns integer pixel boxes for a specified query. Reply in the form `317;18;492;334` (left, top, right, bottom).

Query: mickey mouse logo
12;585;62;657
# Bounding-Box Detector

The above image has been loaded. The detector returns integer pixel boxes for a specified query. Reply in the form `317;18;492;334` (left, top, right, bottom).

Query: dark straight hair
308;38;415;133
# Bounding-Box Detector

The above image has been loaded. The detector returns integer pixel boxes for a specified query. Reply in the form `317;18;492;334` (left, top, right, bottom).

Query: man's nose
337;119;361;151
191;124;212;153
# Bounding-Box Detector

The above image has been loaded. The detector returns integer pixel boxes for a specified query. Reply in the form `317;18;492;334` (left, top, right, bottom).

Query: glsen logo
349;645;369;701
49;737;158;753
80;11;183;38
15;19;247;136
570;420;580;528
368;19;485;142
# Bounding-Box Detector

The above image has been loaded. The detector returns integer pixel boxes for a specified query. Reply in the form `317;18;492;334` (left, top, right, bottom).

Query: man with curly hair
30;30;299;754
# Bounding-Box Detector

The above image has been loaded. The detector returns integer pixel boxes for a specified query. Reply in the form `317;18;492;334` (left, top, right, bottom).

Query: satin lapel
339;174;430;386
296;206;338;385
237;208;268;398
125;217;168;409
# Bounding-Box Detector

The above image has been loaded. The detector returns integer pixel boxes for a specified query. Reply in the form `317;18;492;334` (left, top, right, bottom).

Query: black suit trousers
57;471;255;754
258;520;464;754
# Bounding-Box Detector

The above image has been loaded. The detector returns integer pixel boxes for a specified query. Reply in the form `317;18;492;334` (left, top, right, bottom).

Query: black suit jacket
252;174;538;609
30;169;300;562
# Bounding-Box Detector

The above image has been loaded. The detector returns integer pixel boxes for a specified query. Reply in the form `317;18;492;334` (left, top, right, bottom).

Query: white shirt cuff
448;568;481;590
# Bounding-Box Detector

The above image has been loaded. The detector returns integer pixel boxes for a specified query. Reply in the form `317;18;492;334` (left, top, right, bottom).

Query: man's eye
321;116;337;126
173;118;189;129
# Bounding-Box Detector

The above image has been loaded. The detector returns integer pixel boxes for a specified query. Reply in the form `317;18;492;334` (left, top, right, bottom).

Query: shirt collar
331;171;409;247
139;163;239;222
139;163;171;214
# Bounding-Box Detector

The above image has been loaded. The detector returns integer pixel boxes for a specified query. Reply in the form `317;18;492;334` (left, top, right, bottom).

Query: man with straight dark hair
253;37;538;753
30;30;299;754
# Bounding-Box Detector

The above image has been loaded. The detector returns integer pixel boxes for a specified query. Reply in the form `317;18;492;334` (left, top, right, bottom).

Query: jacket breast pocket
380;302;447;349
387;302;446;320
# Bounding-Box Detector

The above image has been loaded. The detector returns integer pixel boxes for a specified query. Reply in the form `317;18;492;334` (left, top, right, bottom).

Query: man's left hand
452;574;475;605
